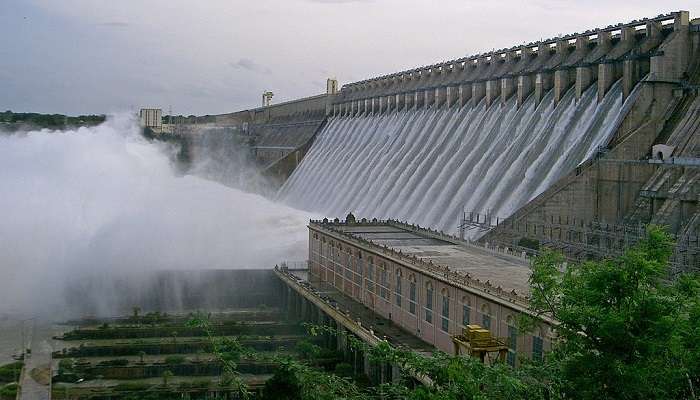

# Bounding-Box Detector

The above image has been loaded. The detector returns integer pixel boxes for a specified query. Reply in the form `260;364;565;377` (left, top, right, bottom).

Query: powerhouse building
298;216;555;366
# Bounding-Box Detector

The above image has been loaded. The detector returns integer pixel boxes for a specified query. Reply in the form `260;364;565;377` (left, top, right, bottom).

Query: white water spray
279;82;632;234
0;115;312;316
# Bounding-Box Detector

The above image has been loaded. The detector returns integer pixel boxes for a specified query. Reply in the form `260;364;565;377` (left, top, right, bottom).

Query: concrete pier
486;80;501;106
435;87;447;108
535;72;553;105
425;89;435;109
460;83;472;107
597;62;618;103
395;94;403;111
517;75;533;107
575;66;595;99
329;12;691;112
501;77;516;104
414;91;425;109
446;86;458;107
554;69;573;104
404;93;414;109
472;82;486;106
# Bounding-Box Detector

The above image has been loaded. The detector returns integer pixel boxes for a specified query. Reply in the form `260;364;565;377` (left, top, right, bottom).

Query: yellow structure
452;324;508;363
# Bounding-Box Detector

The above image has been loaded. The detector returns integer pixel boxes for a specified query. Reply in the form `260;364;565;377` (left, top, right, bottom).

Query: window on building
409;280;416;315
481;304;491;330
380;267;389;300
507;325;518;367
532;336;543;362
354;253;362;285
395;271;402;307
462;304;470;326
425;283;433;324
367;259;375;292
441;292;449;332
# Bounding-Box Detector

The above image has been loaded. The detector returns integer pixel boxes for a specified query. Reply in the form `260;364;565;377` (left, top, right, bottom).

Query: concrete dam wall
280;81;632;232
331;13;686;114
279;12;695;236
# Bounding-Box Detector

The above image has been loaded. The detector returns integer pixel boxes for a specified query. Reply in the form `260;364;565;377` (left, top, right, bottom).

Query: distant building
326;78;338;95
139;108;162;133
262;91;274;107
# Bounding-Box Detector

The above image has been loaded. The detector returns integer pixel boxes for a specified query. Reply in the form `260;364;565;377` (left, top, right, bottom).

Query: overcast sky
1;1;699;116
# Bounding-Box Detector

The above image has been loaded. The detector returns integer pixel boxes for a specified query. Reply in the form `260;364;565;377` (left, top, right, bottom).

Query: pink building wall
308;227;553;366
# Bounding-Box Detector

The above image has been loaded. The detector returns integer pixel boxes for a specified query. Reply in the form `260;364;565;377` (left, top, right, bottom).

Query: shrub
0;362;23;384
333;362;353;377
97;359;129;367
164;355;186;365
0;383;18;398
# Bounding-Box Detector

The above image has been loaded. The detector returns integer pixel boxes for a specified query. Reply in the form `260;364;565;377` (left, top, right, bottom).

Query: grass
0;362;23;385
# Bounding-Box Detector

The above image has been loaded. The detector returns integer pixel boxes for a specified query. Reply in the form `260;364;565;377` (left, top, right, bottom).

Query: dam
5;8;700;400
278;11;689;226
153;11;700;270
259;11;699;272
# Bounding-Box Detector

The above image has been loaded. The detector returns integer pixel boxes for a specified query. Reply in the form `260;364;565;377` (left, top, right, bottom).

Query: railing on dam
330;11;691;114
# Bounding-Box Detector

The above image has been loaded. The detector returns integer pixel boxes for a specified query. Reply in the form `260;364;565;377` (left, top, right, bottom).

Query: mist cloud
0;115;312;317
96;21;130;28
228;58;272;75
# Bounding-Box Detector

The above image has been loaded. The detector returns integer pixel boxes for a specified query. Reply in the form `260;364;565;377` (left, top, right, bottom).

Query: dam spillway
279;80;634;233
274;12;695;236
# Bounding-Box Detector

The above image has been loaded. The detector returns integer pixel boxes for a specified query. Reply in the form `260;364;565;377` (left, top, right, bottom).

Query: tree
137;351;146;364
262;360;302;400
527;225;700;400
161;370;173;386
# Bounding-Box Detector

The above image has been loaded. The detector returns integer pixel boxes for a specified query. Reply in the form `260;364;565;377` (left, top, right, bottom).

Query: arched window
366;256;375;292
380;263;389;300
532;327;544;362
440;288;450;332
395;269;403;307
408;274;417;315
506;315;517;367
355;251;364;284
461;295;471;326
425;282;434;324
481;304;491;330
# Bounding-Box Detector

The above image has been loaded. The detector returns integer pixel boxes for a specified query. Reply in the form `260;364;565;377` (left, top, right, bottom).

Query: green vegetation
97;359;129;367
194;226;700;400
164;355;186;365
524;225;700;400
0;362;23;385
57;359;74;373
161;370;173;386
0;362;22;400
0;383;18;399
61;321;302;340
0;110;105;130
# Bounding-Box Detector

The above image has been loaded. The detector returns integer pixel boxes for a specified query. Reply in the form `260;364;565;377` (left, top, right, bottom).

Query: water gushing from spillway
279;81;635;234
0;115;313;317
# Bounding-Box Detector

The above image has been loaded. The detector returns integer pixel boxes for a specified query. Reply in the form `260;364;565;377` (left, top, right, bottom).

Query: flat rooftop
333;224;531;294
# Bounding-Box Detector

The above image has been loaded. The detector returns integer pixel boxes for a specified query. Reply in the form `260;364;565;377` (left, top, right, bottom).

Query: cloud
97;21;130;28
307;0;372;3
228;58;272;75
